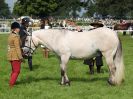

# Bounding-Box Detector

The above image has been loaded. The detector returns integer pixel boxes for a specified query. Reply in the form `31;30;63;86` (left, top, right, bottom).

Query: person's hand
21;58;25;63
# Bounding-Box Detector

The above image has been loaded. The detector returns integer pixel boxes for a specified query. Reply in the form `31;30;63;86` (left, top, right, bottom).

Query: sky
5;0;17;12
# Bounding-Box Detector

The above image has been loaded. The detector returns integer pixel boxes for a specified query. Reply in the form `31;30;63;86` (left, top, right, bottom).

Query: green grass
0;34;133;99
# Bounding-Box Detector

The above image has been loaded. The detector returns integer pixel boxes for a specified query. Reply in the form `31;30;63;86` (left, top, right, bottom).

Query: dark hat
11;22;21;29
22;18;30;24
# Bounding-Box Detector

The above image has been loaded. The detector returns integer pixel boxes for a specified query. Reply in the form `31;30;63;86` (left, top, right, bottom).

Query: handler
84;51;103;74
19;18;33;71
7;22;23;87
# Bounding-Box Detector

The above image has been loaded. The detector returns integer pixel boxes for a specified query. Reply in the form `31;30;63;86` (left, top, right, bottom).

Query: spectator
19;18;33;71
84;51;103;74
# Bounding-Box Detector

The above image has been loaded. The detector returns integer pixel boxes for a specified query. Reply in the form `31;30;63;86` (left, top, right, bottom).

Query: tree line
87;0;133;19
1;0;133;19
0;0;10;18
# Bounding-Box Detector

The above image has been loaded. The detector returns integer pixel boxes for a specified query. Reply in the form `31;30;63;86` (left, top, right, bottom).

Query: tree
86;0;133;19
13;0;58;17
0;0;10;18
13;0;83;18
54;0;82;18
96;0;129;18
84;0;97;17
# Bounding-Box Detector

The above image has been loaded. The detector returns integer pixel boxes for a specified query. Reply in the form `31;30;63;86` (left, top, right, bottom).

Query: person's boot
123;31;126;35
28;56;33;71
44;48;49;58
89;65;94;74
97;66;101;73
131;32;133;36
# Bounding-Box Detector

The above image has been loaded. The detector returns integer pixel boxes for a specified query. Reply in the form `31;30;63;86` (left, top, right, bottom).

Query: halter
24;37;37;54
23;29;37;55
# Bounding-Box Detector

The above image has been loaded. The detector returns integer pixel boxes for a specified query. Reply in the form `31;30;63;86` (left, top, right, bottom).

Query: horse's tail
113;38;125;85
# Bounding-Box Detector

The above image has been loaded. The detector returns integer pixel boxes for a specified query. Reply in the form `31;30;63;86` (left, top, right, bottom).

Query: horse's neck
35;30;63;50
32;35;43;47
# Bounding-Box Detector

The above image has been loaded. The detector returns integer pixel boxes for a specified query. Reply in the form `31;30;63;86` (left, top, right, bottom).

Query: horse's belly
70;48;96;58
67;40;97;58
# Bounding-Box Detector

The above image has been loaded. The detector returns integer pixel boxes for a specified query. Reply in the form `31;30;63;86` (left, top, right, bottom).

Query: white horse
23;27;125;86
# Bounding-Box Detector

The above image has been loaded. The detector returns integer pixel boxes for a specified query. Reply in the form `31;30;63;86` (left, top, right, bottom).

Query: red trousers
9;60;21;87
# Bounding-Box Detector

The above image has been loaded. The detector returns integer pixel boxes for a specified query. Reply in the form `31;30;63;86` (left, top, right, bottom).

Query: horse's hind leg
60;54;70;85
103;52;116;85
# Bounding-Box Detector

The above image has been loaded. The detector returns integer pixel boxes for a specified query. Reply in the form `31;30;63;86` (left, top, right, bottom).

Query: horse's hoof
60;82;64;85
89;71;94;75
108;79;115;86
65;81;70;86
97;70;101;73
60;81;70;86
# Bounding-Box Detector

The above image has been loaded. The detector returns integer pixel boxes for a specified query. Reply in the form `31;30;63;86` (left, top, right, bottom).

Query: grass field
0;34;133;99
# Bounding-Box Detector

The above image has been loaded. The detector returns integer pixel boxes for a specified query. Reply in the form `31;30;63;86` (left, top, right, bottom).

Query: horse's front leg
60;54;70;86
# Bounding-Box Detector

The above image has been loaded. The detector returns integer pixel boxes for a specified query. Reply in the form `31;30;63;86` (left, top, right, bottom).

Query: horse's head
22;33;38;56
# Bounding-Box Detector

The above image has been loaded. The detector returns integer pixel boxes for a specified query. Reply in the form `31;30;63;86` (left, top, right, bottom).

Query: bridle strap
24;46;35;52
24;37;37;54
31;39;37;49
23;29;38;55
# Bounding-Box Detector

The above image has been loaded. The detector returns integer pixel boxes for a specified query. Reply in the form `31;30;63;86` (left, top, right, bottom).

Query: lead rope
28;27;32;56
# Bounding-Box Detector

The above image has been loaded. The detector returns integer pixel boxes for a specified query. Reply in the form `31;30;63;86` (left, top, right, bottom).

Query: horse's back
65;27;117;47
63;27;118;58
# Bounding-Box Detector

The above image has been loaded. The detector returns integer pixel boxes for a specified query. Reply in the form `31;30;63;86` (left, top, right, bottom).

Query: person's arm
14;36;23;60
19;26;27;38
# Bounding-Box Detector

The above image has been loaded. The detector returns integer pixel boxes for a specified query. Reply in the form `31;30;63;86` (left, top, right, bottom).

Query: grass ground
0;34;133;99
